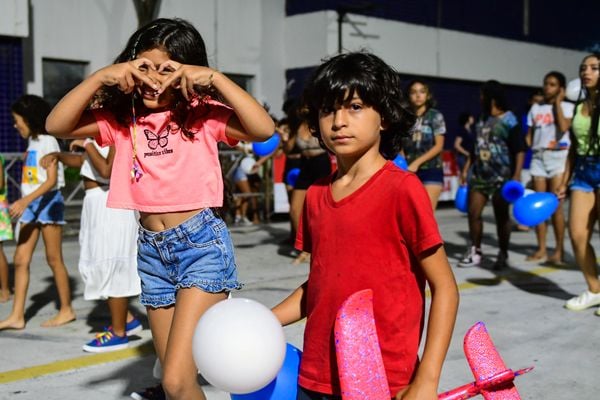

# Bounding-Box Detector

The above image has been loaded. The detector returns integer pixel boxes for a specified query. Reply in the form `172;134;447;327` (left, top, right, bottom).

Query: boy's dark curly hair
300;52;415;159
11;94;52;139
93;18;212;138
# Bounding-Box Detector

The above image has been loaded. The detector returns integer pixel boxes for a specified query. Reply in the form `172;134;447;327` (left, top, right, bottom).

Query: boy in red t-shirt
272;52;459;400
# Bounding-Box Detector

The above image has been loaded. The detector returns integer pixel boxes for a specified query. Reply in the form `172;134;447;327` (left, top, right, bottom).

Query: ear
380;117;389;131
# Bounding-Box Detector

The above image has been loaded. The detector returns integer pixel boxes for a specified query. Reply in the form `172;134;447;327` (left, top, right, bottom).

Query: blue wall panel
0;36;26;153
285;0;600;51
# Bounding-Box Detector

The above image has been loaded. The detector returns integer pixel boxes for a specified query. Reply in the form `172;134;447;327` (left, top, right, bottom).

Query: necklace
130;98;143;182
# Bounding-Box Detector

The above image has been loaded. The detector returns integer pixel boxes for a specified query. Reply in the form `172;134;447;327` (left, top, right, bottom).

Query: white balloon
192;298;286;394
240;156;256;174
566;78;584;102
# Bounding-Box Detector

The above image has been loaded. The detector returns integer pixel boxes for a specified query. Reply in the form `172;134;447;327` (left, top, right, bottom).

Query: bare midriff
139;208;205;231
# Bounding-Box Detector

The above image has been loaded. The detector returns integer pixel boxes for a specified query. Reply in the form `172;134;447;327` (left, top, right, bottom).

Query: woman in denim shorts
403;80;446;210
525;71;574;264
557;54;600;315
0;95;75;330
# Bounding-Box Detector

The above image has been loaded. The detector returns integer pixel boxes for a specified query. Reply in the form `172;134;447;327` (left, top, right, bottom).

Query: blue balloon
513;192;559;227
286;168;301;187
501;180;525;203
455;185;468;213
253;134;281;157
393;154;408;170
231;343;302;400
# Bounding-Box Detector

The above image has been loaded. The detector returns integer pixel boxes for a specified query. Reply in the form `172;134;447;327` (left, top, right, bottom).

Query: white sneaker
458;246;482;267
565;290;600;311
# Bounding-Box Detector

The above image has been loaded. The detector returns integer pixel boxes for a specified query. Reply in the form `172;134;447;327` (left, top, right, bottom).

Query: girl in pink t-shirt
46;18;274;400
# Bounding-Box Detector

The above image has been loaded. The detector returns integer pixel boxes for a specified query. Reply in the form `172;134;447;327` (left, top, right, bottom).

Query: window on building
226;73;253;93
43;58;88;106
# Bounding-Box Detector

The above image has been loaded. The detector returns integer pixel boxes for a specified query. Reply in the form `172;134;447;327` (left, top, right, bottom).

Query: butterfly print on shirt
144;126;170;150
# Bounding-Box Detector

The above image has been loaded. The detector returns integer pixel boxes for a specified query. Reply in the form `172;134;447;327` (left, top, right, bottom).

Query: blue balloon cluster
513;192;559;227
393;154;408;170
286;168;300;187
501;180;525;203
253;134;281;157
455;185;468;213
231;343;302;400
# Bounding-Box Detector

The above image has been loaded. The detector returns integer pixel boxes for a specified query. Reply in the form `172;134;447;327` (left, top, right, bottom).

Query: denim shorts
571;155;600;192
137;208;242;308
20;189;65;225
416;167;444;185
530;149;568;179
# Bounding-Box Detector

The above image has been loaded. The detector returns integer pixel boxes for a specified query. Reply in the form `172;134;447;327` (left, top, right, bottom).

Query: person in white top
41;139;142;353
0;95;75;330
525;71;574;264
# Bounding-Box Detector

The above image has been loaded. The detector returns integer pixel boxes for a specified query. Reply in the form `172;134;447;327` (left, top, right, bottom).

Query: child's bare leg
0;243;10;302
107;297;129;336
547;174;566;263
0;224;39;330
526;222;547;261
526;177;548;261
147;305;175;372
40;224;75;327
161;288;227;400
292;251;310;265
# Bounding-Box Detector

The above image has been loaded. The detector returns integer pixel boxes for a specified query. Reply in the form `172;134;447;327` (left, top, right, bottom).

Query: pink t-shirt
94;99;236;212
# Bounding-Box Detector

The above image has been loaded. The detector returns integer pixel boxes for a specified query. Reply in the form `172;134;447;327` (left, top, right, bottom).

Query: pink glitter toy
334;289;533;400
334;289;391;399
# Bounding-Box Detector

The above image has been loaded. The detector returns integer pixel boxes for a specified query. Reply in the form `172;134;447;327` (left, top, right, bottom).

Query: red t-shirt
296;161;443;395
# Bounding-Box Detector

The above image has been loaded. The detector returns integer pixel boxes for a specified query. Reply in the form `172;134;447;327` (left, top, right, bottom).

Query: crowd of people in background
0;15;598;399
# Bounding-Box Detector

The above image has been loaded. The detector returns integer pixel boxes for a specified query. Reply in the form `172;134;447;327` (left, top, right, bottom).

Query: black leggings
297;387;342;400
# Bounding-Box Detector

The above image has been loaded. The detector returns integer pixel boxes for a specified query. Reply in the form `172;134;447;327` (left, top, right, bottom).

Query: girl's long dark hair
480;80;509;119
301;51;415;159
11;95;52;139
94;18;210;137
579;54;600;155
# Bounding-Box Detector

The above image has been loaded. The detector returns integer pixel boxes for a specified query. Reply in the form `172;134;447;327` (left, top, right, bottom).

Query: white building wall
14;3;592;119
0;0;29;37
26;0;138;95
287;11;588;85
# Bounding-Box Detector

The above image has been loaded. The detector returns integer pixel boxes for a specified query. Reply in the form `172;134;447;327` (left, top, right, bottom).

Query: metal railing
3;150;273;218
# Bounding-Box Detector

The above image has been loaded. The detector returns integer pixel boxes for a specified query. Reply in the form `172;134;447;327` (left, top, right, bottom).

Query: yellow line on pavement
0;341;155;384
0;264;571;385
425;264;569;296
457;265;563;290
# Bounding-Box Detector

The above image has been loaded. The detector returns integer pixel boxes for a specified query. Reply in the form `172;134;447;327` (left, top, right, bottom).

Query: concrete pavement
0;204;598;399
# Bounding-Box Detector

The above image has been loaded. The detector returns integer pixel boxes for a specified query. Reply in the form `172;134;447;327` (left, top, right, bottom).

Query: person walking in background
46;18;274;400
279;115;303;243
273;52;458;400
287;120;332;265
0;153;14;303
403;80;446;209
0;95;75;330
231;141;261;226
557;54;600;314
458;81;527;270
525;71;573;264
41;138;142;353
453;112;475;174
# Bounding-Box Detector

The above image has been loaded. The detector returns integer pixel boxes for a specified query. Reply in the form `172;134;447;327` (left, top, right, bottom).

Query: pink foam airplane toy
334;289;533;400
